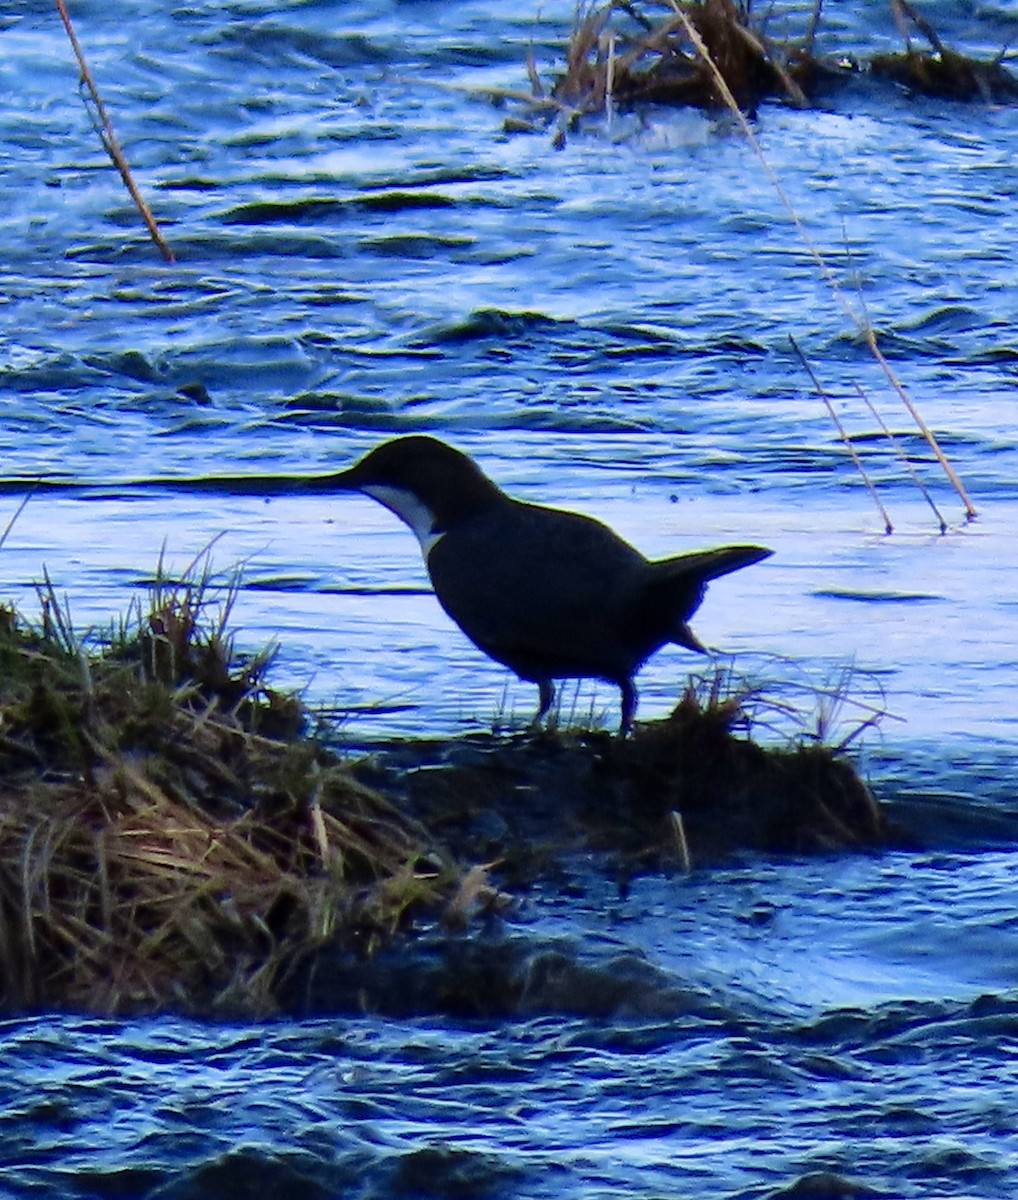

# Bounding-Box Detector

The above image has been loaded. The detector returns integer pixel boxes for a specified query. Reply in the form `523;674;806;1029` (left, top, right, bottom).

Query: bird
331;435;771;732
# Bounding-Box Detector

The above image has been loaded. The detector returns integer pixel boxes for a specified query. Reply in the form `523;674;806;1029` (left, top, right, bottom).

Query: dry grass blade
802;0;823;60
526;42;546;98
0;489;36;555
668;811;692;872
891;0;947;57
729;19;807;106
35;568;79;657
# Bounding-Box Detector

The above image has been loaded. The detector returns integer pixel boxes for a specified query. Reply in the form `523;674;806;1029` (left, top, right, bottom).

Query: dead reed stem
852;382;948;532
790;334;893;535
667;0;977;525
55;0;175;263
863;330;975;519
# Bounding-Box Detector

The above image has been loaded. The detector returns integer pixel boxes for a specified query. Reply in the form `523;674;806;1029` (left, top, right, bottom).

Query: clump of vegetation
554;0;810;113
871;0;1018;103
503;0;810;144
600;669;891;867
500;0;1018;143
0;560;468;1019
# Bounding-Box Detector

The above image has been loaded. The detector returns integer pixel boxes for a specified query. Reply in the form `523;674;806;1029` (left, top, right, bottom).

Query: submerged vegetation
0;558;897;1019
501;0;1018;140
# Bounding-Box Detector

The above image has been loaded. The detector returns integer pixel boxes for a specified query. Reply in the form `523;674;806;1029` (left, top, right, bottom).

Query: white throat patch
362;483;445;557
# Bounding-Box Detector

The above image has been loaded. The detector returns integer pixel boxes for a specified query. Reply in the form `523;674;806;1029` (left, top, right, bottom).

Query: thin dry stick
604;31;617;126
669;810;691;873
862;330;973;518
852;382;947;533
789;335;893;535
55;0;175;264
892;0;947;56
731;22;807;107
803;0;824;60
669;0;977;522
840;226;950;532
0;487;37;554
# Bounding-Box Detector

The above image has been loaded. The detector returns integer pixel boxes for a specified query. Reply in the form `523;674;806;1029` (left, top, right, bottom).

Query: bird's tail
649;544;772;653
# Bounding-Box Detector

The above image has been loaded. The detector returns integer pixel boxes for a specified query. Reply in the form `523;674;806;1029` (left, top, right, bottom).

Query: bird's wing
426;503;644;678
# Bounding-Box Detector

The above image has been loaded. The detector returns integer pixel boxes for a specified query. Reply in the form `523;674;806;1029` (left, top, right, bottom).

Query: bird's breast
361;483;445;557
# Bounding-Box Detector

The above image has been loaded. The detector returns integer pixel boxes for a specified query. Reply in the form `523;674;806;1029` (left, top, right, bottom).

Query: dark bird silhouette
333;435;771;732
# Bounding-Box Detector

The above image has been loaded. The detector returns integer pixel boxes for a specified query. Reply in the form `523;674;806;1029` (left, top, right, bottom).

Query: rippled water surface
2;0;1018;1196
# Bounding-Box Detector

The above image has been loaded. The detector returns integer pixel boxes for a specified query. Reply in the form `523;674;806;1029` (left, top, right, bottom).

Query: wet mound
0;570;900;1020
354;688;897;887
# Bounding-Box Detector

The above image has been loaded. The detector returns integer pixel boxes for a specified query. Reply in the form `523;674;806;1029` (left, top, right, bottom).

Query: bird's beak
328;466;359;490
300;466;361;494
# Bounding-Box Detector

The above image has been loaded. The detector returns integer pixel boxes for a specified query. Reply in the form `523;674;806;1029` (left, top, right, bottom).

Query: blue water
2;1;1018;1196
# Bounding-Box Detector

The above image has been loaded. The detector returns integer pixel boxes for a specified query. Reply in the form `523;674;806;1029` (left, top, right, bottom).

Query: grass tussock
0;560;464;1019
556;0;807;113
608;669;890;863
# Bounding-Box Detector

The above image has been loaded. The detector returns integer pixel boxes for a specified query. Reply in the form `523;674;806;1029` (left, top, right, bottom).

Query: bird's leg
531;679;556;730
618;678;638;735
